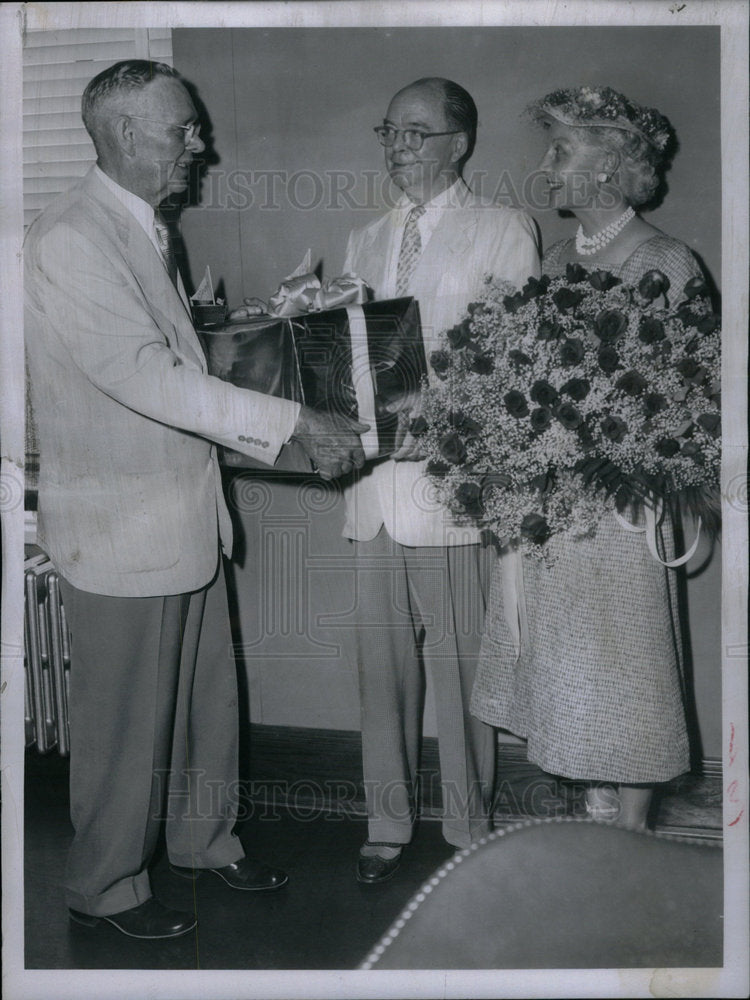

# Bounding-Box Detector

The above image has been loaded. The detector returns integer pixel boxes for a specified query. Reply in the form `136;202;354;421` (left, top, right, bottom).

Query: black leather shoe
170;856;288;891
357;850;402;885
69;898;196;939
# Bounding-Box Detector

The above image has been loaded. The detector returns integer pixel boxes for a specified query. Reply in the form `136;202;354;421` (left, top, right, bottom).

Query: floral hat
530;86;673;153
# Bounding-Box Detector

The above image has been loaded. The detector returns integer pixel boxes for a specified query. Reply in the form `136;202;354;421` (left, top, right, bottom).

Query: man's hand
228;297;267;320
291;406;369;480
383;388;427;462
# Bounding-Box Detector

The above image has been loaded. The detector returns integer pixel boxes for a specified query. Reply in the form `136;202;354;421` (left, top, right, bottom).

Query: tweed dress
470;235;704;784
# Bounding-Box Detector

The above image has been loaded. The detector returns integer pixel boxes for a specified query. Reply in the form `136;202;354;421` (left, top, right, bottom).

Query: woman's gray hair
529;87;675;208
585;125;666;208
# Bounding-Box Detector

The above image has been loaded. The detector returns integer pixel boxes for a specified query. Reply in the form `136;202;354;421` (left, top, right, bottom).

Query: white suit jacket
25;167;300;597
342;187;541;547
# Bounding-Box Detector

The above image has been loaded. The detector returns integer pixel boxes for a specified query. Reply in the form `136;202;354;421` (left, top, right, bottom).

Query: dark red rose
656;437;681;458
529;471;553;494
520;512;551;545
456;481;484;515
469;353;495;374
697;412;721;437
555;401;583;430
644;392;667;416
552;287;584;313
560;337;585;366
615;370;648;396
537;318;563;341
597;345;621;374
409;415;428;436
638;269;671;301
430;349;452;376
696;313;719;334
675;303;698;327
565;262;588;283
439;431;467;465
560;377;590;401
577;422;596;449
680;441;705;463
638;317;665;344
683;277;709;300
593;308;628;343
503;292;527;314
601;415;628;442
449;411;483;439
427;459;449;475
509;349;533;367
588;269;621;292
504;391;530;418
522;275;551;300
466;301;484;315
677;307;705;330
530;406;553;432
676;357;705;383
447;319;474;349
530;379;559;406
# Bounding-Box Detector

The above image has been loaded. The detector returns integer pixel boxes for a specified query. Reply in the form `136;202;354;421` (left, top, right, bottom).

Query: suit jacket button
262;441;269;448
238;434;246;442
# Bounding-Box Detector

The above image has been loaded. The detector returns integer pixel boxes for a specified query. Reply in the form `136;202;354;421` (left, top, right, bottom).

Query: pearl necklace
575;206;635;256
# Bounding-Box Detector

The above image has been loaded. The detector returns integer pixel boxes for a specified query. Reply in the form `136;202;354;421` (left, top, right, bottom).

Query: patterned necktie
395;203;426;296
153;213;178;287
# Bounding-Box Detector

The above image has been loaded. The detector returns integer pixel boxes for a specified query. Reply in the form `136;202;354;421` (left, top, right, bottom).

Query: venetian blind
23;27;173;229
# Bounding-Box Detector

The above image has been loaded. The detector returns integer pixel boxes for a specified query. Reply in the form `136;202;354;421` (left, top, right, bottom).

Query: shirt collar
396;178;470;215
94;165;156;236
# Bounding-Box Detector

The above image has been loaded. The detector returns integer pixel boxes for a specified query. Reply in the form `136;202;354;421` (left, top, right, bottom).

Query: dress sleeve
541;238;573;278
619;236;704;305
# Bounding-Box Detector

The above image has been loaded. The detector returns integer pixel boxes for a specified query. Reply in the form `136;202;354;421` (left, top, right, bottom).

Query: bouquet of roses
419;265;721;557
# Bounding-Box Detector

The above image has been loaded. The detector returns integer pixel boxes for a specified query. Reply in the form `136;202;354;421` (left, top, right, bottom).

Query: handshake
289;385;426;481
290;407;370;482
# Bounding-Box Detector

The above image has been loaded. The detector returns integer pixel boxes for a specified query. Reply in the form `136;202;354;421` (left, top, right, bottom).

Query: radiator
24;554;70;756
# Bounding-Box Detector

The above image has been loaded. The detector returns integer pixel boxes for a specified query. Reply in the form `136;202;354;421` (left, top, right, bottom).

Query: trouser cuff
65;869;151;917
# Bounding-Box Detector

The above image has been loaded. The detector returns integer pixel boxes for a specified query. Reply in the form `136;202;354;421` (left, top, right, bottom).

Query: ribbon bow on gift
268;273;370;317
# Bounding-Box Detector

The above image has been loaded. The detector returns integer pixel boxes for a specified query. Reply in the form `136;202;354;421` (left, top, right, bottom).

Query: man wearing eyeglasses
24;59;368;939
342;78;540;884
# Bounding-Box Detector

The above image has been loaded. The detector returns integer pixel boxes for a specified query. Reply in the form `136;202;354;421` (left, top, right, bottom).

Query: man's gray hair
81;59;180;147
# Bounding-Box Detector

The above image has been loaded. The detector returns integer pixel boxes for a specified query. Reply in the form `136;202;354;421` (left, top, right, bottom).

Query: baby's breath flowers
419;267;720;557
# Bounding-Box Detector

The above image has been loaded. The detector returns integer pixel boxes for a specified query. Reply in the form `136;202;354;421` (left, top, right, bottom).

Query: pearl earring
597;172;609;183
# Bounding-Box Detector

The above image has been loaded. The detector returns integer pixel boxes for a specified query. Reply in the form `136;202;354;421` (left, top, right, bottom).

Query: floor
23;747;723;971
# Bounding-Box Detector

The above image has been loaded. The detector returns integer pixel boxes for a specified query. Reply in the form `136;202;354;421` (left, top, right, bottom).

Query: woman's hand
384;389;427;462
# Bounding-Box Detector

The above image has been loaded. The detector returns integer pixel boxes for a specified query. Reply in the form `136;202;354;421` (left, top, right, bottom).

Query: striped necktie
395;203;426;296
153;213;178;287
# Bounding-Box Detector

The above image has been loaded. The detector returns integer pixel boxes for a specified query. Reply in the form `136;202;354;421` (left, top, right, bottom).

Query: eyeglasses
373;125;461;151
126;115;201;143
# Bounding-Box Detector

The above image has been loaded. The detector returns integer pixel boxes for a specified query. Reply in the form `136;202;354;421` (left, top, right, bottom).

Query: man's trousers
353;528;496;849
59;563;244;916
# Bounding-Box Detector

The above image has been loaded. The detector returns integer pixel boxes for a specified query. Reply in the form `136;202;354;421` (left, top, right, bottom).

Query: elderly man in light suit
25;60;366;939
343;78;540;883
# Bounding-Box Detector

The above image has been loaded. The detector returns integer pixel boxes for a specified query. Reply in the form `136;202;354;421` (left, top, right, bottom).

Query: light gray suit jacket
343;190;540;547
25;167;300;597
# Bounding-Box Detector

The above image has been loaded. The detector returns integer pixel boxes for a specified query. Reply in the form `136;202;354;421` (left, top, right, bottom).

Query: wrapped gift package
198;297;425;472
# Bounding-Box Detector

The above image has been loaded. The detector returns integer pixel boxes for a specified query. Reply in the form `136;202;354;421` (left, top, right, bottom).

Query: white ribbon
347;304;380;460
501;546;530;660
614;502;702;568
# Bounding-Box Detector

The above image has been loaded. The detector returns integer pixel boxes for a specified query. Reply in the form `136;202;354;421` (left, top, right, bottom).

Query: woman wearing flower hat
470;86;709;830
